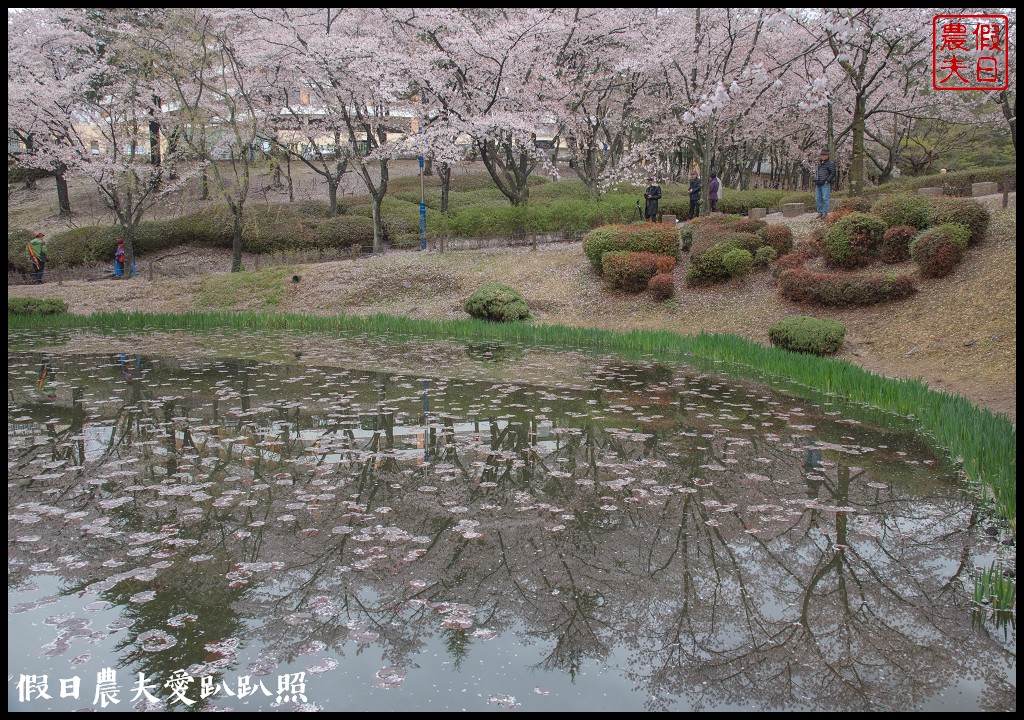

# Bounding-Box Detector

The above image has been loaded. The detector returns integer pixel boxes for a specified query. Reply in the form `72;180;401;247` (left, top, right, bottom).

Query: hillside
8;197;1016;423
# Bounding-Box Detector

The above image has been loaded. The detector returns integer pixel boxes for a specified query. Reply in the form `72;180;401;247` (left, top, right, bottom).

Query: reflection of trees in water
7;351;1014;711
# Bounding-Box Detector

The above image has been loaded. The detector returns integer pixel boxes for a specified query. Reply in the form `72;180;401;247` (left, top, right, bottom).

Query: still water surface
7;331;1015;711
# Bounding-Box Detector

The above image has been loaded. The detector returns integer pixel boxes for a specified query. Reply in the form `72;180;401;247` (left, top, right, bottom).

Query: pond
8;330;1016;712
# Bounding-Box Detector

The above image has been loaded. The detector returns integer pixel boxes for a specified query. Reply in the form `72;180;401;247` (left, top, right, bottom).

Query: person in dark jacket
709;173;721;213
814;148;837;219
643;177;662;221
687;170;701;220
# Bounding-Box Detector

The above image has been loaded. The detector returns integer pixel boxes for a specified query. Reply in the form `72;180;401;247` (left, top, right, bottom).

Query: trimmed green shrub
754;246;778;267
46;225;121;267
583;225;630;270
768;316;846;355
880;225;918;264
463;284;530;322
583;223;680;272
312;216;376;250
679;225;694;252
778;268;917;306
927;197;990;245
757;224;794;255
860;164;1016;197
716;189;785;215
823;212;887;269
722;248;754;277
648;273;675;301
688;214;745;228
910;223;970;278
720;232;764;255
623;223;682;258
686;239;750;286
870;194;931;230
602;251;662;293
8;229;37;273
8;297;69;315
295;199;338;217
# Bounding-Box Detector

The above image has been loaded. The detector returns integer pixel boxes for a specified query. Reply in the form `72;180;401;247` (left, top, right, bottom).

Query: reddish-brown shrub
771;251;808;278
757;224;794;255
822;207;854;227
648;273;675;301
729;218;768;234
655;255;677;274
835;196;874;213
770;239;821;278
794;238;824;257
602;251;662;292
778;268;917;306
910;224;970;278
880;225;918;264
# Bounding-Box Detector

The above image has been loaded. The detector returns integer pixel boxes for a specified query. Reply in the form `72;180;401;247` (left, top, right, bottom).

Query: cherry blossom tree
545;9;655;199
8;9;102;216
793;8;934;195
152;8;272;271
392;9;562;207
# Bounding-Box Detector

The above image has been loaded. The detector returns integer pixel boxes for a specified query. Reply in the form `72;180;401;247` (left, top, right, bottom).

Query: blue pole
419;131;426;251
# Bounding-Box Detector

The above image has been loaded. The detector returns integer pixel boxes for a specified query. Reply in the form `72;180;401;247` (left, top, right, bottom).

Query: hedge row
778;268;918;306
9;204;377;269
862;164;1016;198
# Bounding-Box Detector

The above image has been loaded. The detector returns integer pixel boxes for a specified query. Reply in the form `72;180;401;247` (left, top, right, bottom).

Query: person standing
709;173;721;213
687;170;701;220
27;232;48;284
114;238;127;277
643;177;662;221
815;148;837;219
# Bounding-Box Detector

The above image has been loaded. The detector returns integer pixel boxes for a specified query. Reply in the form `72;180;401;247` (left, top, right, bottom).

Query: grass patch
8;297;69;316
8;309;1015;535
197;267;294;311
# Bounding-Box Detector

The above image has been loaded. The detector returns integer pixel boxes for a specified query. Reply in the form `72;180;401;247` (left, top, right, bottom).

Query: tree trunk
478;137;533;206
55;171;72;217
122;221;137;277
285;153;294;202
849;94;866;196
701;116;714;214
424;154;434;177
149;119;161;167
999;91;1016;150
371;194;384;253
231;209;244;272
439;162;451;213
201;169;209;201
327;178;341;216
